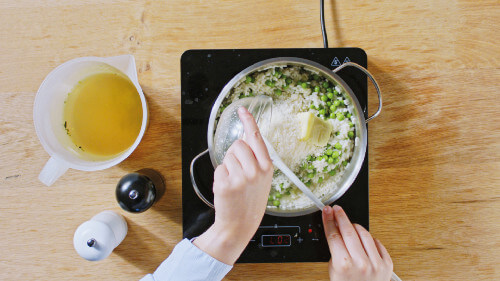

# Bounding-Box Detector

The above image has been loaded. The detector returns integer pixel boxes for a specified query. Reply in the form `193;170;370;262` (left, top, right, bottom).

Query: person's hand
211;106;274;239
193;107;273;265
322;205;393;281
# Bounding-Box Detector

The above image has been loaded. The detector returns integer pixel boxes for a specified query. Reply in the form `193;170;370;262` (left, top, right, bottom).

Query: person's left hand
193;107;273;265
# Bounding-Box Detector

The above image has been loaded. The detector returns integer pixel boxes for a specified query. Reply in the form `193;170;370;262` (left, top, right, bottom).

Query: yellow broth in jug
63;72;143;159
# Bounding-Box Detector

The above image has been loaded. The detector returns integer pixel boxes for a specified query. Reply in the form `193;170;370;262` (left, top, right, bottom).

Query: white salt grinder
73;210;128;261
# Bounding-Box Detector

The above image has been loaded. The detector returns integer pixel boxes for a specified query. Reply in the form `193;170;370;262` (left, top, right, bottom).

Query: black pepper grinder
116;169;165;213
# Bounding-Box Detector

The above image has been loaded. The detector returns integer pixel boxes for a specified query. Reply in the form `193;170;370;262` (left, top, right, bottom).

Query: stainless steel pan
190;57;382;217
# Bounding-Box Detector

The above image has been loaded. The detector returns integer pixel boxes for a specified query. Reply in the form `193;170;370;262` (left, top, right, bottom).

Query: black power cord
320;0;328;48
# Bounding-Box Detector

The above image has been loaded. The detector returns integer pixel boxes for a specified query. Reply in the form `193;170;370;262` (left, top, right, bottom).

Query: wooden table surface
1;0;499;280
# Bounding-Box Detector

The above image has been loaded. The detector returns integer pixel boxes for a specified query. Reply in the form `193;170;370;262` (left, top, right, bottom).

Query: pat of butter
298;112;333;146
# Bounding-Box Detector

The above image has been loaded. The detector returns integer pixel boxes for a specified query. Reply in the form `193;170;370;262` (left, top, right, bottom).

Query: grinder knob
116;169;165;213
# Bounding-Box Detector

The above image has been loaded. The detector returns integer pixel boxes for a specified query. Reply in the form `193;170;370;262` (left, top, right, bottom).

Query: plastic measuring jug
33;55;148;186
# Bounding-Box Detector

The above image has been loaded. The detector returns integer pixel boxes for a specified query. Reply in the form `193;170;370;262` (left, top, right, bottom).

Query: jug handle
333;62;382;123
190;149;215;209
39;157;69;186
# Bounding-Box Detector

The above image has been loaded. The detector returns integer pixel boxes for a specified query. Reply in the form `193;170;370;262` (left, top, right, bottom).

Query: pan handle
190;149;215;209
333;62;382;123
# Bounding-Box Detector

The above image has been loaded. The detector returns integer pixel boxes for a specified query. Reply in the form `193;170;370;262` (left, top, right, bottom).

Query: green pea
313;74;320;81
268;195;273;201
349;122;354;127
339;100;344;106
301;82;308;89
334;157;340;164
279;183;284;189
348;131;354;139
285;191;291;196
330;105;337;112
306;155;312;161
343;160;348;167
245;76;254;83
275;193;282;198
329;170;336;176
318;177;324;183
336;112;345;121
310;104;316;109
308;164;315;170
322;81;329;88
273;200;280;207
305;181;312;187
333;100;341;107
326;101;332;106
274;68;282;77
314;86;320;92
319;109;326;115
283;84;290;90
286;77;292;84
327;92;334;99
346;113;352;118
323;166;329;172
265;80;275;87
334;90;340;95
334;143;342;150
274;89;282;96
332;151;340;158
320;95;328;102
328;157;334;164
326;149;333;155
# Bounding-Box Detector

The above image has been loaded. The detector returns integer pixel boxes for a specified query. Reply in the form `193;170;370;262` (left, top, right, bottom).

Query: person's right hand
322;205;393;281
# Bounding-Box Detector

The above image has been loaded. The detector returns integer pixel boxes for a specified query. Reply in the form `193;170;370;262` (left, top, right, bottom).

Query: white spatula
263;137;325;210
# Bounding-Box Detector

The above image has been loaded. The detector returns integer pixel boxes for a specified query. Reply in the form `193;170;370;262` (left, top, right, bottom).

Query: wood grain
0;0;499;280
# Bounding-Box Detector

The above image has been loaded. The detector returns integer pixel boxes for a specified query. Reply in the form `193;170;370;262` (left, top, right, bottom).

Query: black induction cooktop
181;48;368;263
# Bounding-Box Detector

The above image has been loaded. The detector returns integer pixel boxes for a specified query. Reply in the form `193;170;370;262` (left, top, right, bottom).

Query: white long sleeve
140;238;233;281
